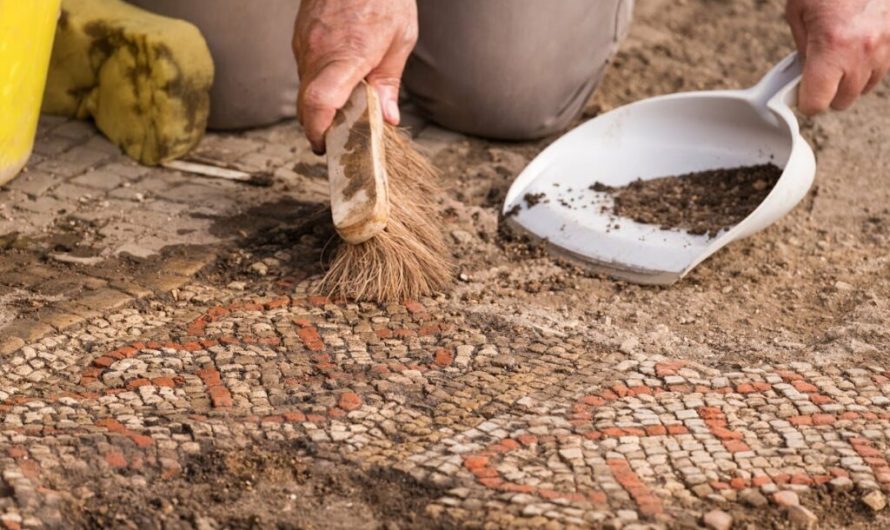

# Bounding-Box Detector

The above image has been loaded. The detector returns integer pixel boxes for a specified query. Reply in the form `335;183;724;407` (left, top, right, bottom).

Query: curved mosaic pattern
1;293;889;528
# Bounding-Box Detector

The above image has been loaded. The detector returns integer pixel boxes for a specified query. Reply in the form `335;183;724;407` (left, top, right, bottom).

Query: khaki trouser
130;0;633;139
127;0;301;130
407;0;634;139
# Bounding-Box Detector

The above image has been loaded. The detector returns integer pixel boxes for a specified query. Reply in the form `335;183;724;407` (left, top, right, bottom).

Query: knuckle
401;26;419;47
369;74;401;90
862;32;880;54
337;33;369;57
304;22;329;52
822;28;850;48
301;84;335;110
303;25;368;61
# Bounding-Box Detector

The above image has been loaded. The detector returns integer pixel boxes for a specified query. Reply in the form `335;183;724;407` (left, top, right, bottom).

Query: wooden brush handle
325;82;389;244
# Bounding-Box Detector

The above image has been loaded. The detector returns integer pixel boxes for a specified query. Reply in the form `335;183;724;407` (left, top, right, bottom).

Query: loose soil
429;0;890;376
0;221;204;330
64;443;456;530
8;0;890;528
714;488;885;530
595;163;783;237
523;192;546;208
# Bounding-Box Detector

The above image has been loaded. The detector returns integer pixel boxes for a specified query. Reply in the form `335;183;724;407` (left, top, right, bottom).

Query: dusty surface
601;164;782;237
2;0;890;529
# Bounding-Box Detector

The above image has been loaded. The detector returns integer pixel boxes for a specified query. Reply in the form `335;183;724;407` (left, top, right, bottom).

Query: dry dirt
68;443;456;530
168;1;890;525
6;0;890;528
434;0;890;374
601;164;783;237
226;1;890;523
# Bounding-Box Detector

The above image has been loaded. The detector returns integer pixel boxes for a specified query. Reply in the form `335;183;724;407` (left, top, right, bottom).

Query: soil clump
595;163;782;237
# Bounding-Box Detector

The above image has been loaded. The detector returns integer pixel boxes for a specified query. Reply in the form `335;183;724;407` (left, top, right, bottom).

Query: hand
786;0;890;115
293;0;418;154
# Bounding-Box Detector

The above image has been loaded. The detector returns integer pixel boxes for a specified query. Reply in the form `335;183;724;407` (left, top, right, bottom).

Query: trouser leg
127;0;299;130
405;0;634;140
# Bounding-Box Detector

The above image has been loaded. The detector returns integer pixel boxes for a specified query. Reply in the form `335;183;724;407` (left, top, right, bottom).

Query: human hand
786;0;890;114
293;0;418;154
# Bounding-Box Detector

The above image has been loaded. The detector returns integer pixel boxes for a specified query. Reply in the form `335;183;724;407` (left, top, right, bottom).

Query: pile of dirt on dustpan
592;163;782;237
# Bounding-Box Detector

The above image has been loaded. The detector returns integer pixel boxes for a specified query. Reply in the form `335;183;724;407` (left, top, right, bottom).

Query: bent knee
405;77;595;141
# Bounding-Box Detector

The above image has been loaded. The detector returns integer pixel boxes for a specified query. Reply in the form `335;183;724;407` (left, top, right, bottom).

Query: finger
785;1;807;57
367;35;416;126
863;67;888;94
299;59;368;154
798;51;844;115
369;74;402;126
831;69;870;110
301;106;337;155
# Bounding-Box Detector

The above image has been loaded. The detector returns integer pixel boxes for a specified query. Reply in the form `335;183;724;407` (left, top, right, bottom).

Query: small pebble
862;490;887;512
739;488;768;508
785;505;818;529
250;262;268;275
450;229;474;245
828;476;853;492
702;509;733;530
619;337;639;354
773;490;799;507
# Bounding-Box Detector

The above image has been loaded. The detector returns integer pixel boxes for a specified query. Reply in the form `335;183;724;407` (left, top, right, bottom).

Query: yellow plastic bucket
0;0;61;185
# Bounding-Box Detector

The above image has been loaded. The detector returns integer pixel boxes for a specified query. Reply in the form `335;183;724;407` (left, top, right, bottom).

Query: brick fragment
207;386;233;408
92;356;115;368
104;452;127;469
723;440;750;453
792;381;818;393
338;392;362;411
645;425;667;436
812;414;835;426
434;348;454;367
298;326;324;351
464;455;489;470
404;300;425;314
283;411;307;422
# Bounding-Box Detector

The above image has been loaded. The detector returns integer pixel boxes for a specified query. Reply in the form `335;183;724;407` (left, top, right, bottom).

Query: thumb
367;40;415;126
372;79;402;126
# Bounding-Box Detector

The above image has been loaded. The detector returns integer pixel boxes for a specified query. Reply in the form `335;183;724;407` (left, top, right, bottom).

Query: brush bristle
318;125;452;302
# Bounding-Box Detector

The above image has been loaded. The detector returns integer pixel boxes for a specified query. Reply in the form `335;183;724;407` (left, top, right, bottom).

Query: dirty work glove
787;0;890;114
293;0;418;154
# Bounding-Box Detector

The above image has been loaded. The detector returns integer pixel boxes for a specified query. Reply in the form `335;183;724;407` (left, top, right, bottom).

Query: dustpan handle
749;52;803;108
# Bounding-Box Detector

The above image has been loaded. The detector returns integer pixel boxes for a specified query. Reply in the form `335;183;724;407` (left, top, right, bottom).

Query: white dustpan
503;53;815;285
